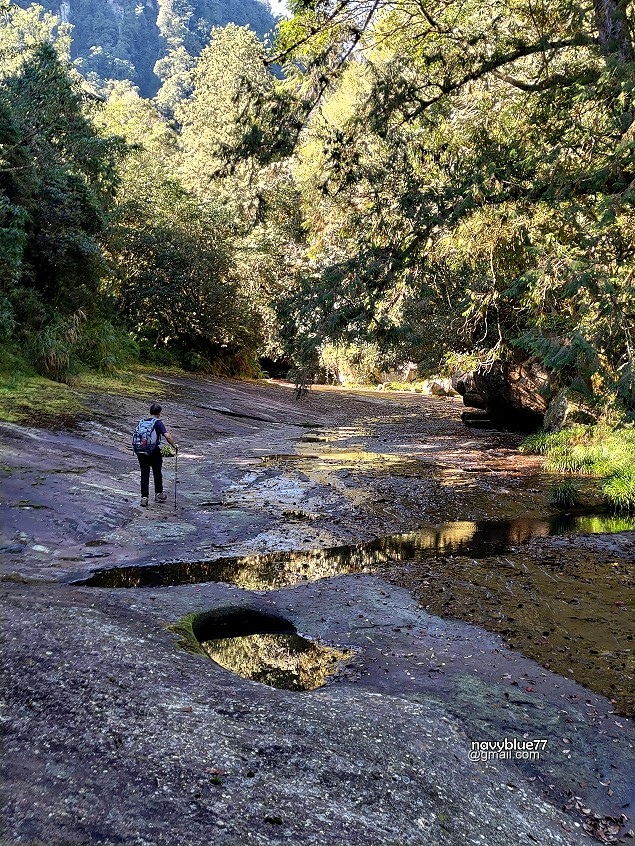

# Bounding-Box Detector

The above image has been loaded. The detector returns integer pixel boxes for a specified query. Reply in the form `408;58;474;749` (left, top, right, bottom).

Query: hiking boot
140;496;149;507
155;492;168;503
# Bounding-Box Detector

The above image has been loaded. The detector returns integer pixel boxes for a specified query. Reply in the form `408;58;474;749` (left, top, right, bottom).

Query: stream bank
1;374;633;844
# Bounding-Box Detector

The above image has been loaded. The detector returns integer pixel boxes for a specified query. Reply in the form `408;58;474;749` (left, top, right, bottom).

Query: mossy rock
544;389;596;433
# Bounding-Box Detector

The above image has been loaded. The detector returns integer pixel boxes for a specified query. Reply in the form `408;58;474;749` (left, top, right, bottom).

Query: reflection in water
74;513;635;590
201;633;354;691
191;607;355;690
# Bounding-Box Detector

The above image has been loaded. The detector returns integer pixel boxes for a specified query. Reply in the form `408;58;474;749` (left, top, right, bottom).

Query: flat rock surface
1;376;633;845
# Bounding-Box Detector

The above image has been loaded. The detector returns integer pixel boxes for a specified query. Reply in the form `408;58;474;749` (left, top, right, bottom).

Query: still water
190;607;355;691
74;513;635;710
201;633;354;691
75;513;635;590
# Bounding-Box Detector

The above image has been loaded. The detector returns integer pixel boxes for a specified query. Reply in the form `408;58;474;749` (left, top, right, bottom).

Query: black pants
137;450;163;498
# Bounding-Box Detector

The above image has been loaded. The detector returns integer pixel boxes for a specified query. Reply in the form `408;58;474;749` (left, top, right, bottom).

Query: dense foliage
255;0;635;414
0;7;125;376
2;0;635;425
0;8;281;376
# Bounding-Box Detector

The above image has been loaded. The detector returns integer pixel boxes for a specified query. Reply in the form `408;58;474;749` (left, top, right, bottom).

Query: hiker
132;403;179;507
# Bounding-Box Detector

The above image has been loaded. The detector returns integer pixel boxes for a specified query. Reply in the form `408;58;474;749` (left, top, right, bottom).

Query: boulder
543;388;597;432
455;359;553;430
421;378;461;397
452;372;486;408
402;362;419;383
463;390;487;408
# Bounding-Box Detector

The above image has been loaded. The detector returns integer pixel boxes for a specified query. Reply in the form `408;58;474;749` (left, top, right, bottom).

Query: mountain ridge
15;0;275;96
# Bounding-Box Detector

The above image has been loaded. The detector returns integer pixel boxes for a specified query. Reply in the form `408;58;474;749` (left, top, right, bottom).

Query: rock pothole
192;607;355;691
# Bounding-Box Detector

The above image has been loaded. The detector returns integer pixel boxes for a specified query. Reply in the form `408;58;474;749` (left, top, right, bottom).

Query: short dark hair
150;403;162;416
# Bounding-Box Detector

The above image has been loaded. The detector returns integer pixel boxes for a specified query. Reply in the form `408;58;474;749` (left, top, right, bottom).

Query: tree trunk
593;0;634;62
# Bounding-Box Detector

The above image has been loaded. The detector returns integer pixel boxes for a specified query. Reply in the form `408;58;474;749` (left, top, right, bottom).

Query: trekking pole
174;448;178;511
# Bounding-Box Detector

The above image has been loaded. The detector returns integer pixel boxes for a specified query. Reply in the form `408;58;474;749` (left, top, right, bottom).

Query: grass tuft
522;423;635;512
549;481;581;508
602;468;635;513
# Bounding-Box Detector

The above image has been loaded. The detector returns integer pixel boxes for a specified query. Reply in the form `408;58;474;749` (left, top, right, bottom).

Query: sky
270;0;289;17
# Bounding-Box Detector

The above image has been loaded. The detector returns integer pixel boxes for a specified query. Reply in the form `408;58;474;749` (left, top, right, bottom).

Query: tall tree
1;42;120;310
177;24;305;359
258;0;635;404
177;24;274;199
0;19;123;376
96;83;262;364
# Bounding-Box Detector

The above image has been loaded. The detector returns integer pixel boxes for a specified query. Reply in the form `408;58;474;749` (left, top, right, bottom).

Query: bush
28;310;85;382
0;297;16;343
522;423;635;512
79;320;139;372
319;342;385;385
180;350;209;372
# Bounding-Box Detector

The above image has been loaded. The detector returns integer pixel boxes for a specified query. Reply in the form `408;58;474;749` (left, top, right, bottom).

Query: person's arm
156;419;178;452
164;431;179;452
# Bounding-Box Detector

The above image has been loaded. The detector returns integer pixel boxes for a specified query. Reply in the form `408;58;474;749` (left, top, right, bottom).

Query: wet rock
2;373;633;846
5;578;632;846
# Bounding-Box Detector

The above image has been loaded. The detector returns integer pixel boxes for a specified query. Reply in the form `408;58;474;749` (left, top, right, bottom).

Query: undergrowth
521;424;635;512
0;373;88;427
549;481;581;508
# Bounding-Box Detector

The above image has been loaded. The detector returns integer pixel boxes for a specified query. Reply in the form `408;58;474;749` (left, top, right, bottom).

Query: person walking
133;403;179;507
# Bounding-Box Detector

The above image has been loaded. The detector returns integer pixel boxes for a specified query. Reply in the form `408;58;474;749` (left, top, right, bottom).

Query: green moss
167;612;207;656
0;364;197;430
72;368;164;399
0;374;88;427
